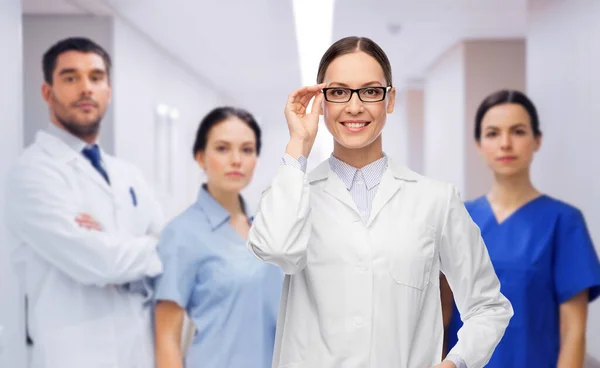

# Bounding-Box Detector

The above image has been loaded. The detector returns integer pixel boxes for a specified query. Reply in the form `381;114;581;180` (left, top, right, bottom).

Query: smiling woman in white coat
247;36;514;368
4;37;163;368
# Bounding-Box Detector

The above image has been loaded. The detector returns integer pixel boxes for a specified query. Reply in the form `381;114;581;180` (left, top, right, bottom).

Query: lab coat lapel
71;158;114;197
367;159;420;226
36;131;114;198
323;169;361;216
367;168;403;226
309;159;361;216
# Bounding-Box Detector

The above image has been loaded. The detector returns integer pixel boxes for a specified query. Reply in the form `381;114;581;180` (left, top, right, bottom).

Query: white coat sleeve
247;156;312;275
5;162;163;287
440;185;513;368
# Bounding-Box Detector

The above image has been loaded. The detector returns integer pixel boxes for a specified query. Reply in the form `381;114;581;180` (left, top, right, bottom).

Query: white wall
0;0;26;366
382;104;408;166
527;0;600;358
22;15;115;154
464;40;526;198
424;44;466;193
111;18;226;219
401;88;425;174
423;40;526;199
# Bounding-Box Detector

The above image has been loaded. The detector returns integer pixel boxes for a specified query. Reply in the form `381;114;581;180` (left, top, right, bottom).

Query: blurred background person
153;107;283;368
4;37;163;368
442;90;600;368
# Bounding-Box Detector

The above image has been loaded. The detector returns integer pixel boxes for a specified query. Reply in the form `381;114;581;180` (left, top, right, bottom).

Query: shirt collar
195;185;251;230
45;123;98;153
328;154;388;190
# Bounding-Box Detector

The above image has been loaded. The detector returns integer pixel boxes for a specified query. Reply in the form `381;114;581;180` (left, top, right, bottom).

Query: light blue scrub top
447;195;600;367
153;186;283;368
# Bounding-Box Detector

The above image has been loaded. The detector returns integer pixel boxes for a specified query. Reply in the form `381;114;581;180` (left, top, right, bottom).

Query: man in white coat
5;37;163;368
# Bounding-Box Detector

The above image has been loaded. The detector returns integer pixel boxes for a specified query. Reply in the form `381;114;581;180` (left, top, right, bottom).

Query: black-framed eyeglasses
322;86;392;103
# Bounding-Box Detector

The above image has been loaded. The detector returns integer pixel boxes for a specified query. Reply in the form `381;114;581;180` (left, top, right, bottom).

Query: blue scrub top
447;195;600;367
153;186;283;368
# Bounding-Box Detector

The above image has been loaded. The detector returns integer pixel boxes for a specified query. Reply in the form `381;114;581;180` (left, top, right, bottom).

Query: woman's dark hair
192;107;261;156
475;89;542;141
317;36;392;86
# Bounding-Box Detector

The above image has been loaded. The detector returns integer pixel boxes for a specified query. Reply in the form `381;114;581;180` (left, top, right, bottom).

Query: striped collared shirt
327;154;387;220
281;153;387;221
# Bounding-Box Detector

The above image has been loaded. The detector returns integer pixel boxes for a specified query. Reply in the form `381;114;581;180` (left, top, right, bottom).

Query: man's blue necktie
82;145;110;185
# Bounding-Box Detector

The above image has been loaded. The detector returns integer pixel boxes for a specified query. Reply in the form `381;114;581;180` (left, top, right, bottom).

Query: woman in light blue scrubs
152;107;283;368
442;90;600;367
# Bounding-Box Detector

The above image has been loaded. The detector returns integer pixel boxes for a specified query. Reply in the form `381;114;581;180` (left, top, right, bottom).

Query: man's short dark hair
42;37;112;84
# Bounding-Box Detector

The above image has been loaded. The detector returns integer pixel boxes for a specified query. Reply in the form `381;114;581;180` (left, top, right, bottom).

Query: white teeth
344;122;366;128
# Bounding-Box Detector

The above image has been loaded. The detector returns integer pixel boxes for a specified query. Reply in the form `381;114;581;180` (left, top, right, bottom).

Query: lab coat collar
196;184;251;231
46;123;95;153
308;157;421;225
35;130;113;195
308;157;420;184
36;130;81;162
328;154;387;190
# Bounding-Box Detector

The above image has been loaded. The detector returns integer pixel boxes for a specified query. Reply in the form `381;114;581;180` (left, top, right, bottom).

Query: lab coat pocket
389;225;436;290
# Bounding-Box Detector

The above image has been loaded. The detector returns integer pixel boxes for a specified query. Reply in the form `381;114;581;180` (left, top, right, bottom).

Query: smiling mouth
341;121;370;128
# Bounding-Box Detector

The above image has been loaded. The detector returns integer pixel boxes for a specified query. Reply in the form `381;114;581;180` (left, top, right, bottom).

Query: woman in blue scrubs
443;90;600;367
152;107;283;368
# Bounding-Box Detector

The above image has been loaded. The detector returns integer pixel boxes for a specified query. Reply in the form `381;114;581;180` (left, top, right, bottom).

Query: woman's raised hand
284;83;327;159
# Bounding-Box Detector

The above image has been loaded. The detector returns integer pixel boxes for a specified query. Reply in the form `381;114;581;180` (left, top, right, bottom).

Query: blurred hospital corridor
1;0;600;367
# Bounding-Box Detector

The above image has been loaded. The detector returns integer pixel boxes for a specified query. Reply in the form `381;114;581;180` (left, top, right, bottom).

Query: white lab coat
5;130;164;368
248;159;513;368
